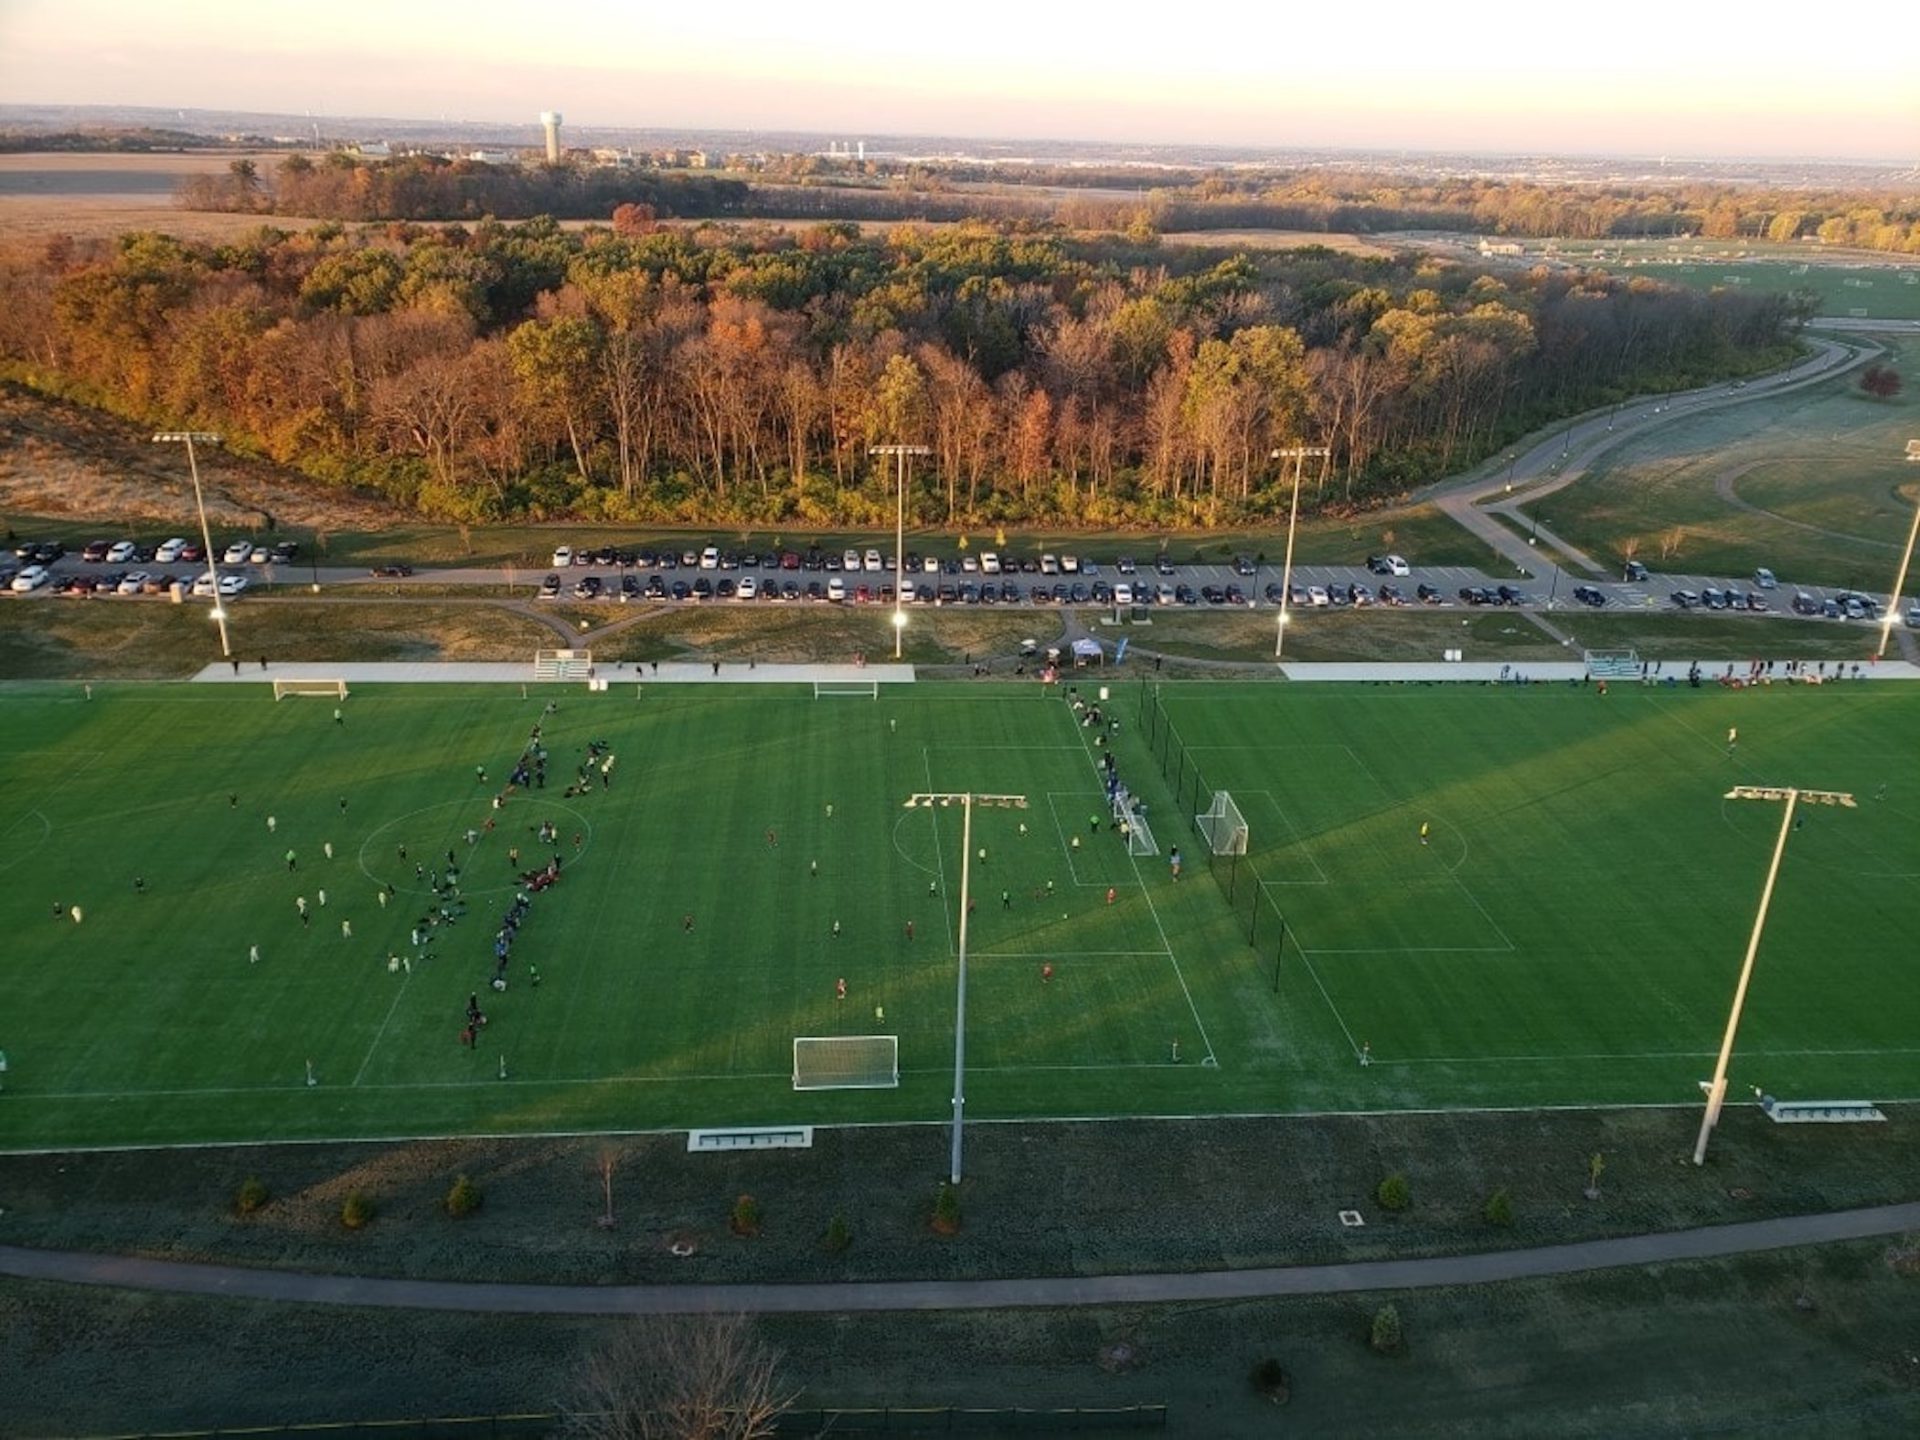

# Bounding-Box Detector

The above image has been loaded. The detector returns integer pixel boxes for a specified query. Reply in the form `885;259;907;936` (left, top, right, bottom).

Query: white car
107;540;138;564
737;576;758;600
1113;582;1134;606
1060;555;1080;574
1040;554;1060;575
863;548;883;573
960;554;979;573
1307;585;1330;607
1754;568;1777;590
842;549;862;572
700;546;720;570
11;564;50;591
827;577;846;602
223;541;253;565
118;571;149;595
551;545;573;568
190;574;217;597
155;538;187;563
1384;554;1411;576
921;554;940;573
1157;583;1176;606
980;552;1002;574
217;574;249;597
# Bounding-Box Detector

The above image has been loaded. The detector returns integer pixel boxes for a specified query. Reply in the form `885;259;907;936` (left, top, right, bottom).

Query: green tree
508;315;606;485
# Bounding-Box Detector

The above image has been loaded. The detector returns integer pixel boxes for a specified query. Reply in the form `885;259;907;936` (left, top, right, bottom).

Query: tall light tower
1270;445;1329;660
539;111;563;164
870;444;929;660
153;431;230;659
1874;438;1920;659
1692;785;1855;1166
904;791;1029;1185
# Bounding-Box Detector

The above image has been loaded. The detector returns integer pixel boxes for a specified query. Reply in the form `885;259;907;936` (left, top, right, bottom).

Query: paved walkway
1422;335;1875;585
192;661;917;686
3;1201;1915;1315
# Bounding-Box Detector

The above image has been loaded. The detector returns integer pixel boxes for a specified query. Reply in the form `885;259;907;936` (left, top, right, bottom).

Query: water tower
539;111;563;163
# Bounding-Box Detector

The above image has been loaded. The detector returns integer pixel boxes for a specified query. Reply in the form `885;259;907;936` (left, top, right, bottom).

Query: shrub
1369;1303;1403;1355
823;1213;851;1253
1375;1173;1411;1211
340;1190;374;1230
1484;1188;1515;1227
445;1174;482;1217
1248;1357;1290;1402
234;1176;269;1215
730;1193;761;1236
932;1181;961;1235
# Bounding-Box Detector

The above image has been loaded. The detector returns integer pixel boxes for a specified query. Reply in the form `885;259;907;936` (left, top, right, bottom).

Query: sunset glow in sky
2;0;1913;160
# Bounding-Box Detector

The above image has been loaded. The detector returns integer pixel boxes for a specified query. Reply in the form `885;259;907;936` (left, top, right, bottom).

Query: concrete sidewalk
193;661;918;686
1278;660;1920;684
3;1200;1915;1315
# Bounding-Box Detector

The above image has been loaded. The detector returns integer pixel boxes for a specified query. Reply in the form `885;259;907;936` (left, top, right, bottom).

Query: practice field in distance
1;678;1916;1149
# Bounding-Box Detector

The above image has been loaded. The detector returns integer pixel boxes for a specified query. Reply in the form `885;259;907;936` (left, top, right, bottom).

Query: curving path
2;1201;1916;1316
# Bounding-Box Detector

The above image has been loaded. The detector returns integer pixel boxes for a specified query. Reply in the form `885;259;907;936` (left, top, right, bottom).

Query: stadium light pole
870;444;929;660
905;790;1029;1185
1874;439;1920;659
153;431;229;658
1693;785;1855;1166
1270;445;1329;660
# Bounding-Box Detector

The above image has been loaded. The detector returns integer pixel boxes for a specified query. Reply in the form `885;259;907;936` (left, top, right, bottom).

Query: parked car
216;574;249;598
1572;585;1607;607
155;538;187;563
537;573;561;599
81;540;111;562
1670;589;1700;609
271;541;299;563
737;576;758;600
1623;561;1649;582
1743;592;1770;612
10;564;51;591
1906;602;1920;629
191;574;218;597
370;564;415;577
1114;556;1136;575
1232;555;1256;576
1753;567;1777;589
108;540;139;564
1155;555;1176;576
571;576;602;599
1378;584;1406;606
1791;591;1819;615
827;577;846;602
1306;585;1330;607
118;571;150;595
1417;583;1443;604
223;540;253;565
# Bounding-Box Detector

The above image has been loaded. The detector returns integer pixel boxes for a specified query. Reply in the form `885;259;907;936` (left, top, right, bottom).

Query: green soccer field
2;677;1917;1150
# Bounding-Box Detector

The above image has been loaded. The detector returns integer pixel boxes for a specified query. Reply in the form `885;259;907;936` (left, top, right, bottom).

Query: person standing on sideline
1002;889;1011;910
1106;886;1117;906
285;849;296;872
905;919;914;942
835;977;847;1001
333;707;343;725
1169;847;1181;880
70;905;84;924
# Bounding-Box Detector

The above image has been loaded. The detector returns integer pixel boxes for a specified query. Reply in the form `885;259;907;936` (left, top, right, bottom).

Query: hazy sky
2;0;1913;160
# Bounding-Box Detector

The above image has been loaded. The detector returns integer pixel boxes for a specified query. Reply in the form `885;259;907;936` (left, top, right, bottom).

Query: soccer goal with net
1116;795;1158;857
272;678;347;700
533;649;592;682
1196;790;1249;856
793;1035;898;1090
814;678;878;699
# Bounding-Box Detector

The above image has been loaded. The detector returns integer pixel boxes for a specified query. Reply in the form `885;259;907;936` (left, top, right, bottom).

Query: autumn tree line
179;152;1920;257
0;216;1800;526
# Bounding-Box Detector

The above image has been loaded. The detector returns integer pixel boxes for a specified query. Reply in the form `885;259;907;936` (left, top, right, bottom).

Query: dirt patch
0;384;403;535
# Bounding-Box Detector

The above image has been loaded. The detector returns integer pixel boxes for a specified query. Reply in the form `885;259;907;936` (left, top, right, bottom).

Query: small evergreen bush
1369;1303;1403;1355
730;1193;761;1236
234;1176;269;1215
445;1174;482;1217
1484;1188;1515;1227
1249;1357;1290;1401
340;1190;374;1230
824;1213;851;1252
1376;1173;1411;1211
932;1181;961;1234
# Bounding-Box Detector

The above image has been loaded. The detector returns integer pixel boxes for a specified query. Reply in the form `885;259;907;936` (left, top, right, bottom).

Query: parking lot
7;535;1914;636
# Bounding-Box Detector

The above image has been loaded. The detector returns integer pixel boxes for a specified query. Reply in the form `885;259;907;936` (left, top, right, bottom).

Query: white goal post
272;678;347;700
1196;790;1249;857
533;649;592;681
813;678;878;698
793;1035;899;1090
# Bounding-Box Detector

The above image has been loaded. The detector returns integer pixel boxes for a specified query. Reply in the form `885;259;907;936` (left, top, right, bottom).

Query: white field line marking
1385;1045;1920;1067
968;950;1173;959
0;808;52;873
1042;791;1104;887
1073;697;1217;1067
351;971;414;1087
1240;787;1330;886
19;1095;1920;1157
1157;701;1356;1061
889;807;940;877
922;750;957;957
1299;945;1526;956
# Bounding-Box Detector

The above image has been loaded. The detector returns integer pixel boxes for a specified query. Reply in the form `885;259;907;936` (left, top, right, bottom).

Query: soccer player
1106;887;1116;906
69;905;83;924
1169;848;1181;881
682;913;695;932
766;828;777;848
249;944;260;965
323;841;333;861
826;803;834;819
1419;822;1430;847
285;849;296;872
836;977;847;1000
333;707;343;725
1727;726;1738;755
267;815;277;834
905;920;914;942
832;919;842;937
1002;889;1010;909
340;919;352;939
317;889;327;907
1041;963;1054;984
928;879;937;895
